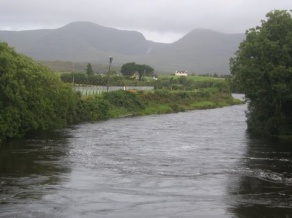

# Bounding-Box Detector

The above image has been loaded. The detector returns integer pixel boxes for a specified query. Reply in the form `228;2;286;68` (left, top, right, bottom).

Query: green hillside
0;22;244;75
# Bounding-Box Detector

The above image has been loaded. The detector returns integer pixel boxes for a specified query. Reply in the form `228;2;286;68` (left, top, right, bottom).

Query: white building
175;70;188;76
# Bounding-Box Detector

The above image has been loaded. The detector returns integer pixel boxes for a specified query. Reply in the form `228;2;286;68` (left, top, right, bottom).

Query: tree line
230;10;292;137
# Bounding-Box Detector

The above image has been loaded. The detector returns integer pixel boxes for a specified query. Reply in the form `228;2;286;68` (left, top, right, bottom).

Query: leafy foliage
75;96;110;121
0;42;78;140
103;90;145;112
230;10;292;136
121;62;154;81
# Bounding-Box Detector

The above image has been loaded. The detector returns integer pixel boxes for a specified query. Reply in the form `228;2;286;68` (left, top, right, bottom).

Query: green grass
108;107;131;118
190;101;217;109
158;74;224;82
138;104;173;115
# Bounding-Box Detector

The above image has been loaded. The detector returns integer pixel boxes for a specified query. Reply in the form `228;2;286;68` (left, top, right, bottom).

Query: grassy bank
81;89;242;121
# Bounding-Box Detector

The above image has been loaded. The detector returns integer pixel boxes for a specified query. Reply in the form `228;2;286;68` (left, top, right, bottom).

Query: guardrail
74;86;154;95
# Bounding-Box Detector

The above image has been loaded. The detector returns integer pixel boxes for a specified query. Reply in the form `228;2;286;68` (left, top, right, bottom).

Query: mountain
0;22;149;60
138;29;245;74
0;22;245;75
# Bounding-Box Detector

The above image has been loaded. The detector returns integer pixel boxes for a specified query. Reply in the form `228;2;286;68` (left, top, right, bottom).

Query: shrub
0;42;79;140
103;90;145;112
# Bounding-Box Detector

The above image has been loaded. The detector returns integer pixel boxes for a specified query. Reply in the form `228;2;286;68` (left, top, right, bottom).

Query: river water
1;95;292;217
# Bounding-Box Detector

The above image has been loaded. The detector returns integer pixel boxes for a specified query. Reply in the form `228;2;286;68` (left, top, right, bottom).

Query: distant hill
0;22;149;60
0;22;245;75
139;29;245;74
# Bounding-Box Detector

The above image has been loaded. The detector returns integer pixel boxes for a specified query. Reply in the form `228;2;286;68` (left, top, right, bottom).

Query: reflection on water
0;131;71;215
227;137;292;217
0;100;292;217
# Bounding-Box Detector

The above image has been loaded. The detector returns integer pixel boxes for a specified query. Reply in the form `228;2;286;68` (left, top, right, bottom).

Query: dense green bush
230;10;292;136
0;42;78;140
61;72;130;86
102;90;145;112
75;96;110;121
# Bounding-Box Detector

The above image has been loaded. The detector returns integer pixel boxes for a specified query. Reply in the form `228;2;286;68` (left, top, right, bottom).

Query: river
0;95;292;217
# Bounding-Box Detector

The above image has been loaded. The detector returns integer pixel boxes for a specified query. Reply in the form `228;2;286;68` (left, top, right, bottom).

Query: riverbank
0;42;242;142
90;89;243;120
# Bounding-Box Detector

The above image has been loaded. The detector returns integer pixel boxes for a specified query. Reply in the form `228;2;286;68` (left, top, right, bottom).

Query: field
158;74;224;82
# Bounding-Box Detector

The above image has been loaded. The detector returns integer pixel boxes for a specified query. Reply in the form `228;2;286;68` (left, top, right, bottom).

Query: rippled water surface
1;97;292;217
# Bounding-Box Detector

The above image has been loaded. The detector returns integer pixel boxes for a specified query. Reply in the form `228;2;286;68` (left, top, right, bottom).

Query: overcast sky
1;0;291;42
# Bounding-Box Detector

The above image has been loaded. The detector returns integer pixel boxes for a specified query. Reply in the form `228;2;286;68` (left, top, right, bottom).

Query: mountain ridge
0;22;245;74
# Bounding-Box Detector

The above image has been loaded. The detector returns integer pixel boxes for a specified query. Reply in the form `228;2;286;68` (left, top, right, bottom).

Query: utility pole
107;56;113;92
72;62;75;85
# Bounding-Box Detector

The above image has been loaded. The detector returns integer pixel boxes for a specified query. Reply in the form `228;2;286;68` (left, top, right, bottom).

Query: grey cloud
0;0;291;42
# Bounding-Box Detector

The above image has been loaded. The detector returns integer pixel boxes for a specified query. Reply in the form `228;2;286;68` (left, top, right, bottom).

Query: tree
230;10;292;136
138;64;154;81
86;63;94;76
0;42;78;141
121;62;154;81
120;62;137;77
